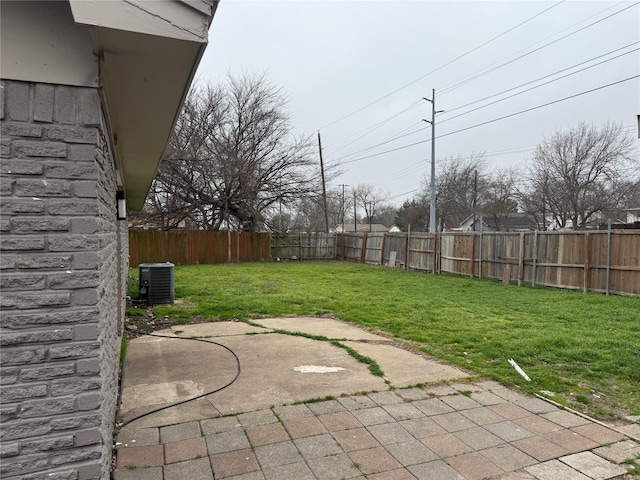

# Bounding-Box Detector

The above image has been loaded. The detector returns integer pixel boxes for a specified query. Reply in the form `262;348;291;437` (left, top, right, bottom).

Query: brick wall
0;80;127;480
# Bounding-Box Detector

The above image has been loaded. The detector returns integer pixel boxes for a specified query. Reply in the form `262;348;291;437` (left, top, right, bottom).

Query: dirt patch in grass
125;307;204;339
125;313;176;338
556;384;638;426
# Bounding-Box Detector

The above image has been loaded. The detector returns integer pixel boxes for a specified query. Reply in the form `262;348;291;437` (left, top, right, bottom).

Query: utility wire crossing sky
199;0;640;206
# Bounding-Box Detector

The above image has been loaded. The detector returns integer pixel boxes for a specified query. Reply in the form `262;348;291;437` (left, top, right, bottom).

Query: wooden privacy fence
129;230;639;295
270;233;336;260
129;230;271;266
337;230;640;296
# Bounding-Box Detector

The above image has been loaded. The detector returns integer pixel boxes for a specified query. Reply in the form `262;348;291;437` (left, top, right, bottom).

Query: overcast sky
197;0;640;207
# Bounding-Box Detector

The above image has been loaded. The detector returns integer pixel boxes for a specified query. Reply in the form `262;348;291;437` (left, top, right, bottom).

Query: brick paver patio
114;381;637;479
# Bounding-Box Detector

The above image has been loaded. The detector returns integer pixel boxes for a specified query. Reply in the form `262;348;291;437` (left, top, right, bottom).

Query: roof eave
69;0;216;210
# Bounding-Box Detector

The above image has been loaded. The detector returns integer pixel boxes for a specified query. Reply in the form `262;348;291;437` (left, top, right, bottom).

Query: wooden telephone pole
317;131;330;233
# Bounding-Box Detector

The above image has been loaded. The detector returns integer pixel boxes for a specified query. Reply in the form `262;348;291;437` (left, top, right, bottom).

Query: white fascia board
0;1;99;87
69;0;214;43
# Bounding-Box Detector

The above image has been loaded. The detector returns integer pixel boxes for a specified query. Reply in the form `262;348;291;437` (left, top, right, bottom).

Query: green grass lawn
129;261;640;420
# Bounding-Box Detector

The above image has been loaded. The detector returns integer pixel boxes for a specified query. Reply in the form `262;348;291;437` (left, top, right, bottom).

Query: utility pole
317;131;330;233
472;169;478;232
369;201;372;232
423;89;444;234
339;184;349;233
353;190;357;233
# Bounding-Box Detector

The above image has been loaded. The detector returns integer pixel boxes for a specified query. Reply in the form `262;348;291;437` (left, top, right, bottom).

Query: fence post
380;233;387;266
606;220;612;295
432;233;438;274
532;230;538;287
470;232;476;278
479;224;483;279
518;232;525;286
404;227;410;270
361;232;368;264
583;232;590;293
299;233;303;260
227;230;231;263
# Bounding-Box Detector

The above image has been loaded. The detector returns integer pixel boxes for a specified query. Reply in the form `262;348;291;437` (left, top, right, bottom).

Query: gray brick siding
0;80;128;480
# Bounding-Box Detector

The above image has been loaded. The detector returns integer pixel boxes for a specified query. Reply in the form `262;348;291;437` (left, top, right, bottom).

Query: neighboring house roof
461;214;537;231
1;0;217;210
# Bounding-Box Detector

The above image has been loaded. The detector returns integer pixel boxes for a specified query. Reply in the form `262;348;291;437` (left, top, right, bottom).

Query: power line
330;121;427;164
319;0;566;130
329;75;639;167
331;43;638;165
378;146;537;186
388;187;422;201
444;42;639;115
325;100;422;154
437;75;640;139
375;123;637;203
439;46;640;124
327;11;638;166
330;138;426;167
439;2;639;95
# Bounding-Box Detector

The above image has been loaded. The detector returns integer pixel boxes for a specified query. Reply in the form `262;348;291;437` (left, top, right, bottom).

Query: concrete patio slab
158;321;270;337
253;316;385;341
114;317;637;480
121;328;390;426
342;340;468;387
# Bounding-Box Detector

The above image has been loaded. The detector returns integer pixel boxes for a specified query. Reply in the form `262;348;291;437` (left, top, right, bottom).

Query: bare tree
523;122;636;229
374;205;397;228
136;74;325;231
354;184;389;225
422;154;488;230
483;168;519;231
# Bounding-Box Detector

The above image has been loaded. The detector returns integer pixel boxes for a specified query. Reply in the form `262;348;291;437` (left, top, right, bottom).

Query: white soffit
69;0;215;210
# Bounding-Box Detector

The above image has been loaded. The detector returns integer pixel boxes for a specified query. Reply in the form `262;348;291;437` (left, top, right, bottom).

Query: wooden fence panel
609;231;640;295
338;234;363;262
270;234;298;260
364;234;384;265
440;234;474;276
383;234;407;267
533;232;583;291
129;230;270;266
407;233;435;272
129;231;167;266
478;233;520;281
301;234;336;259
535;232;559;288
271;234;336;260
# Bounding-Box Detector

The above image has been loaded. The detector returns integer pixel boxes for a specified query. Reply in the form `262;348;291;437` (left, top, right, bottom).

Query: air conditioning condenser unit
139;263;175;305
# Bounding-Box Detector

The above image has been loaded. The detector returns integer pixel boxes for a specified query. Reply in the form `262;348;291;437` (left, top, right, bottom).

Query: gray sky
197;0;640;207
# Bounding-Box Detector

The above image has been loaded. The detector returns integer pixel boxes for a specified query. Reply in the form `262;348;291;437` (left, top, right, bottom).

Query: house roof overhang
69;0;216;210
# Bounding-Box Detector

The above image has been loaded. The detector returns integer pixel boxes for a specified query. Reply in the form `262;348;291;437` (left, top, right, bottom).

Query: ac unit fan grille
139;263;175;305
